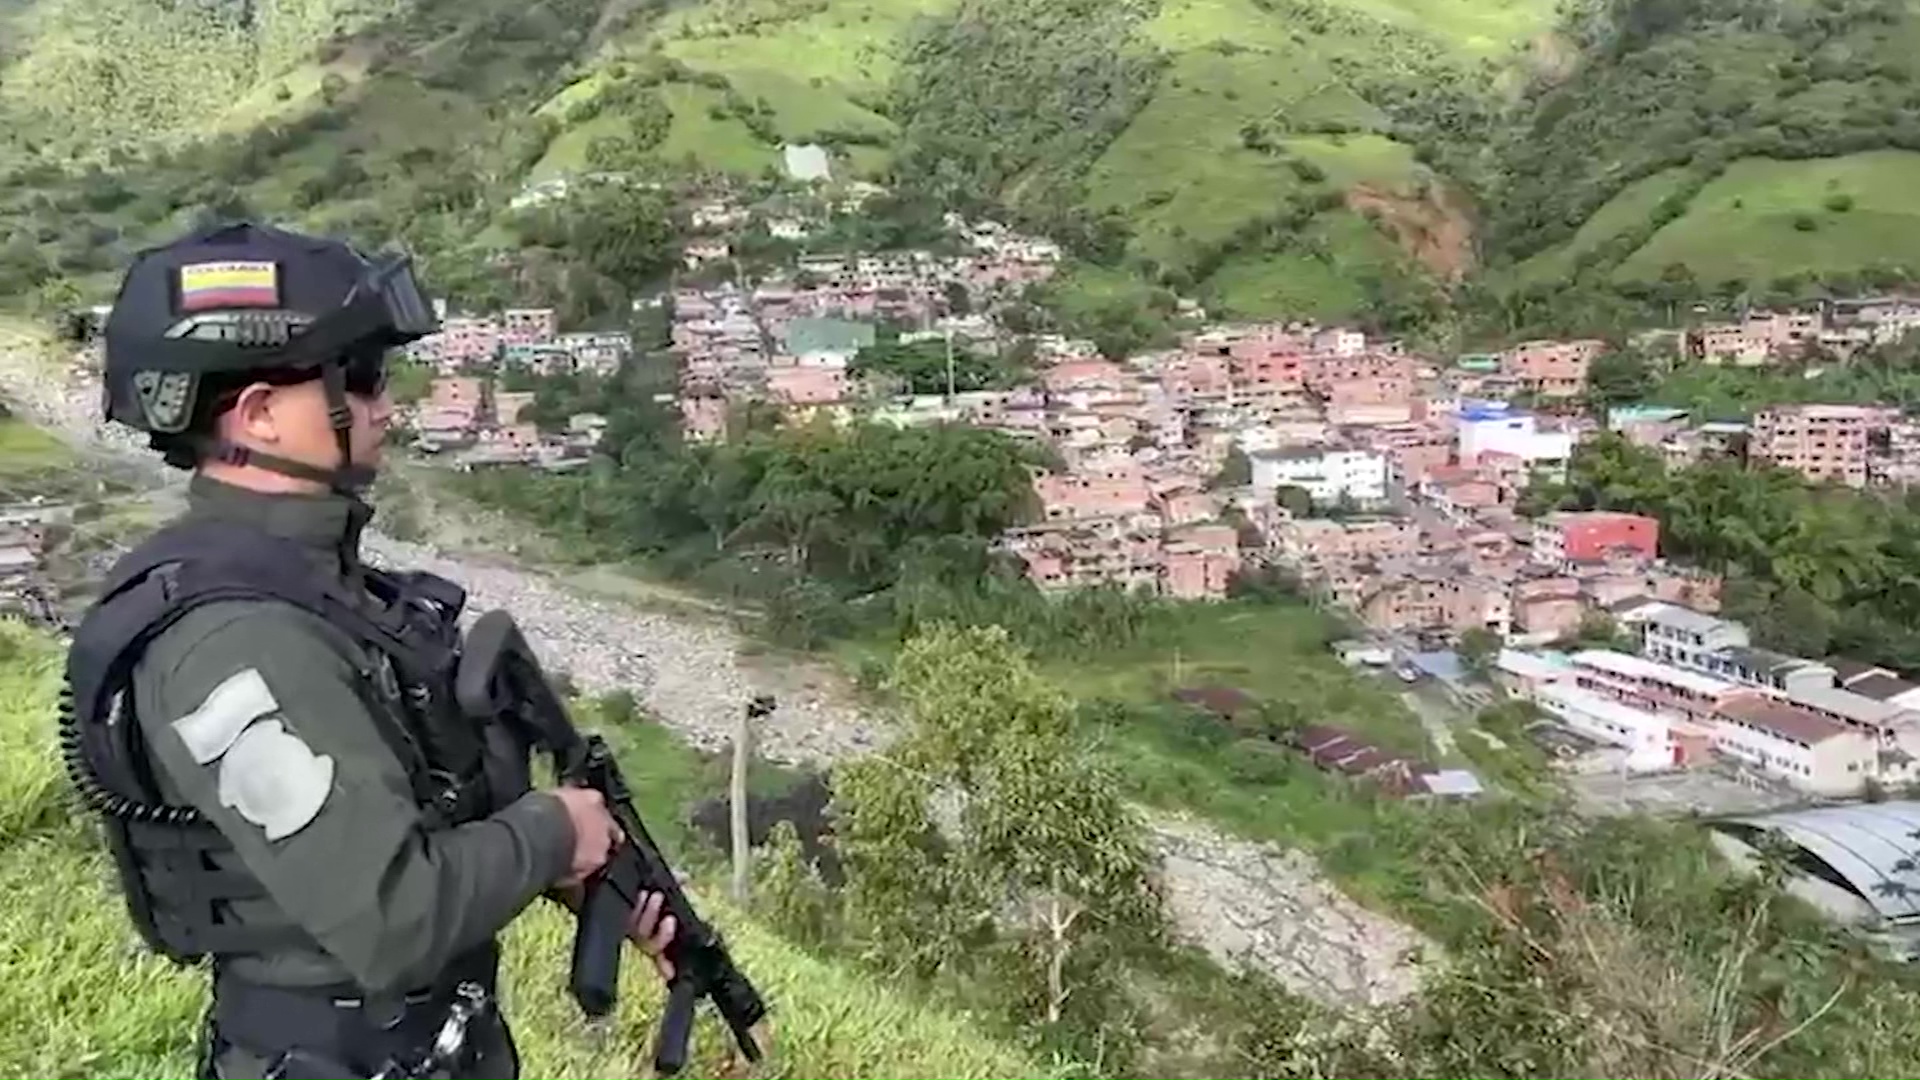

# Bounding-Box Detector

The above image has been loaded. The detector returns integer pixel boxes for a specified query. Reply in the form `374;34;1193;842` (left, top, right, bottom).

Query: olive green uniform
130;474;575;1078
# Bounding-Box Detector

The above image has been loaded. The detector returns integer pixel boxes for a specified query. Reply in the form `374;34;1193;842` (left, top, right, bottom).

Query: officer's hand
628;890;678;981
550;786;623;887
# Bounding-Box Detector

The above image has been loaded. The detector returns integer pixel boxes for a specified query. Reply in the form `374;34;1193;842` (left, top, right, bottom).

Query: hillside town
32;188;1920;814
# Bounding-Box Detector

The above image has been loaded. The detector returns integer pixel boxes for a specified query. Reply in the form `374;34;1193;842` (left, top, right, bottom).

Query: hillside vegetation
1489;0;1920;308
0;619;1052;1078
15;0;1920;334
0;0;1530;333
0;0;408;153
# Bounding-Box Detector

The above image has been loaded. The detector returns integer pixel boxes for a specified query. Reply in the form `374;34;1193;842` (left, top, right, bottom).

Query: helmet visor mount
274;252;438;373
193;251;437;496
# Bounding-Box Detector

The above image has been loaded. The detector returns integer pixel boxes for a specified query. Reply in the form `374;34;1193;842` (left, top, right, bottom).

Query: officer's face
226;375;394;476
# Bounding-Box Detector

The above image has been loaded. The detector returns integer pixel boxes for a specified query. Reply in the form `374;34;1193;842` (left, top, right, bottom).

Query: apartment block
1712;695;1876;796
1620;602;1750;670
1535;682;1688;773
1250;447;1389;505
1749;404;1898;489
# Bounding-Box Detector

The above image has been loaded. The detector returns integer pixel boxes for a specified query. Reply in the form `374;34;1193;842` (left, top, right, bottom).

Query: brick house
767;366;849;405
1362;570;1511;636
1502;339;1605;399
494;390;537;427
1162;524;1241;600
1275;518;1418;566
679;396;729;443
1033;465;1153;521
1511;576;1586;639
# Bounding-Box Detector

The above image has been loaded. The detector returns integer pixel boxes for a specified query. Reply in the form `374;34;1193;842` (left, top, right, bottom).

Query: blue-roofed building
1410;650;1468;685
1457;398;1517;423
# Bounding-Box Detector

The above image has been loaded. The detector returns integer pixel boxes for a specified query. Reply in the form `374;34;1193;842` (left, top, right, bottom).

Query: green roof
781;316;875;357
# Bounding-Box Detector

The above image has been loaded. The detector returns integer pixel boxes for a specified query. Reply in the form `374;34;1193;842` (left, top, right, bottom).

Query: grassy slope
828;597;1456;918
0;417;72;470
1078;0;1539;320
1339;0;1554;57
1510;167;1693;287
1482;1;1920;294
518;0;1548;319
1509;150;1920;288
21;0;1920;311
0;0;403;157
0;621;1046;1078
530;0;939;180
1614;149;1920;283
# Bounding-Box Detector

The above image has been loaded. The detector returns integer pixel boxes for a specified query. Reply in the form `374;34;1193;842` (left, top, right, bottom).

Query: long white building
1534;682;1679;773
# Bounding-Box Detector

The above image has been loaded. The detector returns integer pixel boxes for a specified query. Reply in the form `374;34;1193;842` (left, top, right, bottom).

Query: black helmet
101;220;440;494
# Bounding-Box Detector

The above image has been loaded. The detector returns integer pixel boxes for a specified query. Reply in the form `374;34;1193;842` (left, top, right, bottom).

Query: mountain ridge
7;0;1920;335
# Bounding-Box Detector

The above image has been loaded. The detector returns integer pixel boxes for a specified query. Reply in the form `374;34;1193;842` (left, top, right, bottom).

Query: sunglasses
208;349;390;419
341;348;389;398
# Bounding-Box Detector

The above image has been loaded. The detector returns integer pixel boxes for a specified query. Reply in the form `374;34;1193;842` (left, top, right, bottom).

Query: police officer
59;221;679;1079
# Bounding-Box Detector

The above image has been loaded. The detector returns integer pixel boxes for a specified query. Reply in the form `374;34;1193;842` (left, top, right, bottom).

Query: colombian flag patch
177;260;281;312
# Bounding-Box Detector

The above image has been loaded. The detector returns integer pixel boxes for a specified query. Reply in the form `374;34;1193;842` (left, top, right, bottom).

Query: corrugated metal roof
1718;802;1920;921
1571;648;1740;697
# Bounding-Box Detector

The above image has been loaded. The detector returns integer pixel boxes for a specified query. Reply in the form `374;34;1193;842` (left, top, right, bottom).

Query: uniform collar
184;472;372;581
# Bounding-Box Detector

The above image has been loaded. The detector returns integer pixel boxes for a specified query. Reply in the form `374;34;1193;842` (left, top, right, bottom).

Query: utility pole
732;694;777;903
944;327;956;402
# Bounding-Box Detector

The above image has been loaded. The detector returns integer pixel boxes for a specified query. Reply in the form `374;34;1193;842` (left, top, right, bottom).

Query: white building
1713;695;1876;796
1235;420;1331;456
1625;603;1751;671
1457;407;1575;479
1250;448;1388;505
1535;682;1678;773
1312;328;1367;356
768;218;812;241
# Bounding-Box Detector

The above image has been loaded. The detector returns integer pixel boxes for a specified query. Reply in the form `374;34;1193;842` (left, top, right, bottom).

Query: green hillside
13;0;1920;335
1614;149;1920;285
1483;0;1920;302
0;0;408;154
0;0;1557;330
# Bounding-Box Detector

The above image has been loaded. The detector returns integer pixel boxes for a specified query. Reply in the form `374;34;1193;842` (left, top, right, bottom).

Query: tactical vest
60;518;509;969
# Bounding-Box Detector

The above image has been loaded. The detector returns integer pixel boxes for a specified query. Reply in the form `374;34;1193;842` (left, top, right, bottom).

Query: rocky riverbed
362;531;885;767
1;332;1438;1012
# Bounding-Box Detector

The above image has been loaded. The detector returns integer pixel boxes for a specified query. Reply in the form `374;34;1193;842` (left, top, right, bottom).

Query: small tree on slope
831;623;1166;1057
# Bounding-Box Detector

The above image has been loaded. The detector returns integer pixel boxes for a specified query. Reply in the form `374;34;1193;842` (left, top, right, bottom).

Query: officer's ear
225;380;290;447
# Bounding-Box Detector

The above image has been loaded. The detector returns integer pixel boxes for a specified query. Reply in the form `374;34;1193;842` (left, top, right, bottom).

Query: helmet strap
195;360;376;497
319;362;376;493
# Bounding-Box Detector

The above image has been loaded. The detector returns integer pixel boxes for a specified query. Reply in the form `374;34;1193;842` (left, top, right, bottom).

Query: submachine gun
454;610;769;1076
